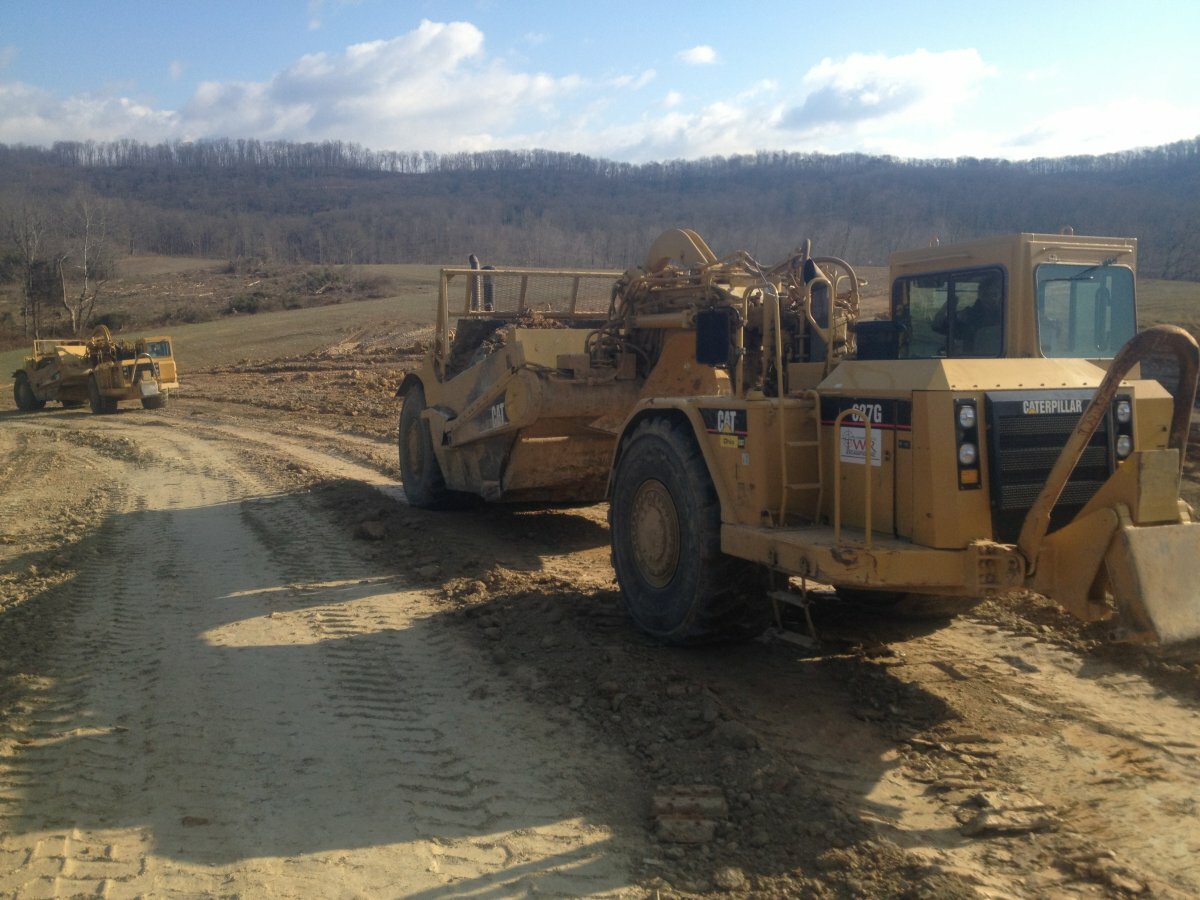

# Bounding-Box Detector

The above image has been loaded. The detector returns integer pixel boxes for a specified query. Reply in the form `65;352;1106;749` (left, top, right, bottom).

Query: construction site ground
2;323;1200;898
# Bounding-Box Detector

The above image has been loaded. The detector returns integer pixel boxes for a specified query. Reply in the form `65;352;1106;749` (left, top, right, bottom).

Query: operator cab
854;233;1137;364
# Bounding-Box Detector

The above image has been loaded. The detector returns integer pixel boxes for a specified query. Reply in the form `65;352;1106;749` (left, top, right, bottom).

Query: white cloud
0;80;181;146
169;60;186;81
0;20;583;151
737;80;777;102
782;49;994;131
0;34;972;161
1002;97;1200;160
187;20;582;148
610;69;655;90
678;45;717;66
2;26;1194;165
0;46;18;71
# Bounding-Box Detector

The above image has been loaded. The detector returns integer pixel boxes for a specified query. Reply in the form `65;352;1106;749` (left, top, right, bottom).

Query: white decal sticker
839;426;882;467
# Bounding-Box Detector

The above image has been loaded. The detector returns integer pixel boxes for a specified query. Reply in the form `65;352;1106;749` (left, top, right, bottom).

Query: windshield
891;267;1005;359
143;340;172;358
1036;263;1135;358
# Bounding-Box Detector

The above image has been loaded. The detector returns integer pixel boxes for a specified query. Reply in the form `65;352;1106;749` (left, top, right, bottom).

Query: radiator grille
985;390;1112;543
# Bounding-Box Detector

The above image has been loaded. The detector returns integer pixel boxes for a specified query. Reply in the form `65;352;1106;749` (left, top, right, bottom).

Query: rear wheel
610;417;768;644
398;383;459;509
13;373;45;412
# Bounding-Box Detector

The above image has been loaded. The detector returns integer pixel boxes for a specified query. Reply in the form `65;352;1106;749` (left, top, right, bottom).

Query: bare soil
2;330;1200;898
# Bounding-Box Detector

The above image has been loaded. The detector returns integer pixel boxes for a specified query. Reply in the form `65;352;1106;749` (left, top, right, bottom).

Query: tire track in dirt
167;407;1200;896
230;459;644;895
0;432;157;895
0;415;646;897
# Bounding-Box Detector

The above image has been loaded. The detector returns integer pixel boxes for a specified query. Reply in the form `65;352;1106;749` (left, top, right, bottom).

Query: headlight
958;443;978;466
1115;400;1132;424
1116;434;1133;458
957;404;977;430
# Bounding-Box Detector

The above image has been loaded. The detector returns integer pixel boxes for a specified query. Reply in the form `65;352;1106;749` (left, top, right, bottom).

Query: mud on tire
88;375;116;414
397;382;464;510
13;373;46;412
610;416;769;644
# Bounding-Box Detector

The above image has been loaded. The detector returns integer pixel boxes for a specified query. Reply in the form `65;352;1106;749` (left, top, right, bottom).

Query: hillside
1;138;1198;282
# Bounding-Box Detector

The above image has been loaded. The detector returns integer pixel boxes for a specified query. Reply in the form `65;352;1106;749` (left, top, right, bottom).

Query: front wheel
397;382;459;509
610;416;768;644
88;375;115;414
13;374;45;412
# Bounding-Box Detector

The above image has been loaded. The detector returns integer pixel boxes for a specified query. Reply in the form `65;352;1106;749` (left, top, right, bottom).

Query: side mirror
695;307;736;367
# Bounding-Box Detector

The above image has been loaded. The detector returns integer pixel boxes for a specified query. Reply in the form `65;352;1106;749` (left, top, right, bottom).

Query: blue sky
2;0;1198;162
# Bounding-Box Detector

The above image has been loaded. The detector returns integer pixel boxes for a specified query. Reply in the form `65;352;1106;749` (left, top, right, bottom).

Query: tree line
1;136;1198;336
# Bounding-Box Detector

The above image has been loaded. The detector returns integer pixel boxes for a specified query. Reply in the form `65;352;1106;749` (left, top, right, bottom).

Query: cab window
891;267;1005;359
143;340;172;358
1036;264;1135;358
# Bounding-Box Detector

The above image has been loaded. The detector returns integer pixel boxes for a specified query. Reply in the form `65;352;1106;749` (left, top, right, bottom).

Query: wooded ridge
1;137;1198;279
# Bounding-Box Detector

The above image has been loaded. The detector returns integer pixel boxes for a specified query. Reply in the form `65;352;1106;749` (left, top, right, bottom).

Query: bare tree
9;203;48;338
58;193;111;336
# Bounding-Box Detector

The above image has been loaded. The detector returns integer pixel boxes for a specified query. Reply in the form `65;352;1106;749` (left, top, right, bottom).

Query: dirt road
2;363;1199;897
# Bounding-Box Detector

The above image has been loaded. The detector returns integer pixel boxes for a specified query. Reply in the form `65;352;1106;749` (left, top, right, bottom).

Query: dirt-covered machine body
398;231;1200;644
398;265;642;504
13;327;179;413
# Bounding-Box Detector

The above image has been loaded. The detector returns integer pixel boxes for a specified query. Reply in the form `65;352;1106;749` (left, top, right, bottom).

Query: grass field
0;265;443;377
2;255;1197;384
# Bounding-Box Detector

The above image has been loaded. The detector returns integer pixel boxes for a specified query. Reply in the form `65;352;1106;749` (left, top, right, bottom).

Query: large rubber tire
610;417;769;644
13;374;45;412
142;390;168;410
88;375;116;414
397;383;459;509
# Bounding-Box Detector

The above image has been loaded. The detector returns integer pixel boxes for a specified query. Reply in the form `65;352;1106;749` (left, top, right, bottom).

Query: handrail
832;407;874;549
1016;324;1200;570
436;268;451;374
771;286;790;526
440;267;621;317
806;390;825;522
